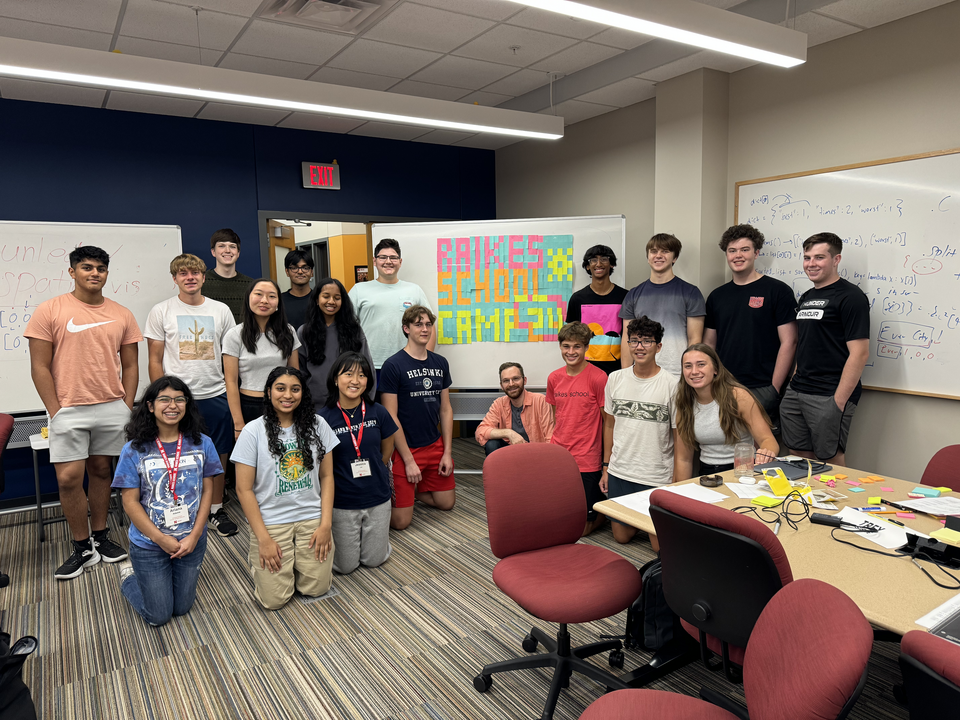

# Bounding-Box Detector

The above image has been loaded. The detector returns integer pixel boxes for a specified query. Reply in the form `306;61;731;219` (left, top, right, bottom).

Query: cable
829;529;960;590
731;489;814;532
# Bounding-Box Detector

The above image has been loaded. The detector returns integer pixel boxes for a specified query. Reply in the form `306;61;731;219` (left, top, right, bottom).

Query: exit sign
301;162;341;190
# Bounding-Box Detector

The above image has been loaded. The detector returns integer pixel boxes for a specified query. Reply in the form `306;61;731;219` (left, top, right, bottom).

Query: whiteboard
736;149;960;399
0;222;183;413
371;216;626;388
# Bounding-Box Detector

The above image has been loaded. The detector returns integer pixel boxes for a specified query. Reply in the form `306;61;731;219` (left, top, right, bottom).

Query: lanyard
155;434;184;503
337;401;365;458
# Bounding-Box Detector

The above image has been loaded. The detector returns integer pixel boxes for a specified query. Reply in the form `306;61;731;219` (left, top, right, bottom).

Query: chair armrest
699;687;749;720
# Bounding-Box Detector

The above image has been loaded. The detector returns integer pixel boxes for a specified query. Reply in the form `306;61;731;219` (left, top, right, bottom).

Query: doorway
265;218;369;292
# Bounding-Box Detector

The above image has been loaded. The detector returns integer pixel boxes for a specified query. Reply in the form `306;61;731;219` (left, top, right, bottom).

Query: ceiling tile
277;113;367;134
120;0;247;50
529;41;621;75
458;90;513;106
0;78;105;107
410;55;516;90
160;0;264;17
481;68;551;95
413;129;477;145
105;90;205;117
229;19;352;65
587;27;654;50
453;24;578;68
309;66;397;91
0;0;122;33
218;52;317;80
409;0;522;22
326;39;441;78
539;99;616;126
0;16;112;51
575;77;656;108
454;133;520;150
388;80;468;101
115;36;220;65
815;0;951;28
196;102;291;126
364;3;495;53
348;122;431;141
505;7;604;39
794;10;860;47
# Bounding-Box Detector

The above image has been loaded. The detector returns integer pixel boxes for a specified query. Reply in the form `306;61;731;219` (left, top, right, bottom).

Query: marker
773;520;781;536
852;506;885;512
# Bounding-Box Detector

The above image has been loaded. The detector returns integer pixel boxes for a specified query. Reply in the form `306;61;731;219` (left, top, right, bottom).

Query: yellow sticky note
752;495;782;508
820;474;835;482
937;487;954;493
931;528;960;546
868;496;882;505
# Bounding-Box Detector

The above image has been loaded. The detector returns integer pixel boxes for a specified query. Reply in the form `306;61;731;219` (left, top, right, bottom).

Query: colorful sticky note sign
849;487;865;493
897;512;916;519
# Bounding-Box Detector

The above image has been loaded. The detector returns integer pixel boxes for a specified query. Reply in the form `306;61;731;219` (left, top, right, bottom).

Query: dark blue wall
0;96;496;505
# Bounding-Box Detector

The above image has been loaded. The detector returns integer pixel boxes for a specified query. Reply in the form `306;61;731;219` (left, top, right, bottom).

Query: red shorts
391;437;455;508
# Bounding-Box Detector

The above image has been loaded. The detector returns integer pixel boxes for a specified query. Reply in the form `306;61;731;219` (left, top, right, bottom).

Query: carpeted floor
0;438;908;719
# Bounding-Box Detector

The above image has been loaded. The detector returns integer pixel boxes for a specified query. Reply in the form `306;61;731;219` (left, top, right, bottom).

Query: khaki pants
248;517;334;610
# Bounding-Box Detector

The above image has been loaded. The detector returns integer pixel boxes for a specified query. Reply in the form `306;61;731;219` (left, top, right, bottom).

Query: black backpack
624;558;682;651
0;626;38;720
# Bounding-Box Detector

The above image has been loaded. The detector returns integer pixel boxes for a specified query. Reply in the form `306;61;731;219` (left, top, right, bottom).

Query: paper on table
835;507;928;550
725;483;775;500
611;483;728;516
917;592;960;629
898;496;960;516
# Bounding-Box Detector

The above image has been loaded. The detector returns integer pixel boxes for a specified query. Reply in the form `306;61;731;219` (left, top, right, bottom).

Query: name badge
351;459;372;478
163;503;190;527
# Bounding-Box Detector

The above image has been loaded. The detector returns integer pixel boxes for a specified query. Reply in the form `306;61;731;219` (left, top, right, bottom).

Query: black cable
732;489;814;531
829;529;960;590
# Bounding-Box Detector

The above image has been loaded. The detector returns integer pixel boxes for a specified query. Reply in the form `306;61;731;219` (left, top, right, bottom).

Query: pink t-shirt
24;293;143;408
546;362;607;472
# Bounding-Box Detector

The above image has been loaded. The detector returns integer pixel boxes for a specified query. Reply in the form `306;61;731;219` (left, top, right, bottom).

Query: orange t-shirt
24;293;143;408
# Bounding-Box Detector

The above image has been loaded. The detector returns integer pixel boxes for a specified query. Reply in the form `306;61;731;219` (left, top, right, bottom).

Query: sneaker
117;558;135;584
93;529;129;563
208;508;238;537
55;539;101;580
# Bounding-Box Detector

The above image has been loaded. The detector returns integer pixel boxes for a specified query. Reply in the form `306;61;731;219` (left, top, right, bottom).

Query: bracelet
602;462;609;467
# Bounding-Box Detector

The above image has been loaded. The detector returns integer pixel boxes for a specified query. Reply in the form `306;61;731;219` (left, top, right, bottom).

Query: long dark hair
125;376;205;452
324;351;375;408
240;278;295;358
263;366;325;471
302;278;364;366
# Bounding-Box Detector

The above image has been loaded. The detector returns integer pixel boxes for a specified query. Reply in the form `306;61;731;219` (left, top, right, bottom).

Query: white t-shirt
348;279;431;368
143;296;236;400
222;324;301;394
604;366;678;486
231;415;339;526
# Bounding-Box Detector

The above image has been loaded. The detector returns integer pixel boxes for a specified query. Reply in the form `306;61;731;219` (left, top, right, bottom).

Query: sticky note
826;480;836;488
819;474;835;482
937;487;954;493
812;475;821;481
897;512;916;519
857;477;872;483
868;496;882;505
849;487;865;493
911;487;941;498
931;528;960;546
908;493;924;498
846;480;861;486
752;496;782;507
834;474;848;480
880;487;894;492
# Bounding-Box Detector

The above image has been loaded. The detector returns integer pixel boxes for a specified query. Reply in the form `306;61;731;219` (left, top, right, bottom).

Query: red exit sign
301;162;341;190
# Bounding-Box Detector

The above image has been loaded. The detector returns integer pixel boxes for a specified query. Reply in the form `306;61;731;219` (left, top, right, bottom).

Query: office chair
473;444;642;720
0;414;13;588
920;444;960;492
649;487;793;682
580;578;873;720
899;630;960;719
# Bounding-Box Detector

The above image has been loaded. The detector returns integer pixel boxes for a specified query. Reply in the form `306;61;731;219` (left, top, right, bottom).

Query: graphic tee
619;277;706;376
231;416;340;526
143;296;236;399
222;324;301;393
112;435;223;549
546;362;607;472
790;278;870;403
705;276;797;388
348;280;432;368
566;285;629;374
605;367;677;486
318;402;398;510
24;293;143;408
378;349;452;449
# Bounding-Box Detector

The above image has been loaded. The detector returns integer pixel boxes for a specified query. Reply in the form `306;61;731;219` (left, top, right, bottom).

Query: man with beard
475;362;555;456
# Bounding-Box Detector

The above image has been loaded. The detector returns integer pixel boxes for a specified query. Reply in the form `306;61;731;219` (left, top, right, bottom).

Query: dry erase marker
852;506;885;512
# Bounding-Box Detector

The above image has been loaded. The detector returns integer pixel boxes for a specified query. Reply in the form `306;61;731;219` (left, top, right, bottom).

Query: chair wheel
473;674;492;693
609;649;625;669
522;634;538;652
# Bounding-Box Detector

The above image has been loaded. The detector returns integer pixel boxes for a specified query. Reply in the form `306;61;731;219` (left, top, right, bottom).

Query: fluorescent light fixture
506;0;806;68
0;37;563;140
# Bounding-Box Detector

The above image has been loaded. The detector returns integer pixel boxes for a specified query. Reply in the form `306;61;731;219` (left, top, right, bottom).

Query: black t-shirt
565;284;629;375
378;349;452;448
281;290;312;333
318;402;398;510
704;275;797;388
790;278;870;403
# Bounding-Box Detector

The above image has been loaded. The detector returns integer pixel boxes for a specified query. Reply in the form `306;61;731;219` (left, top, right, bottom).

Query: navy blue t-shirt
318;402;398;510
378;349;452;449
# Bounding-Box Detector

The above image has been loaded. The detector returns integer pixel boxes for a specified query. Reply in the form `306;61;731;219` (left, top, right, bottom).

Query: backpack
0;626;38;720
624;558;682;651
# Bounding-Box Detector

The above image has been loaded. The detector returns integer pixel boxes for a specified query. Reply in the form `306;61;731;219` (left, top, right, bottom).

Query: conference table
595;465;960;638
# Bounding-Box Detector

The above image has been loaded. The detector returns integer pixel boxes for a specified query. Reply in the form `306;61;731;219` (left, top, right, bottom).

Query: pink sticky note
826;480;836;488
846;480;861;486
896;512;915;519
813;475;821;481
880;487;894;492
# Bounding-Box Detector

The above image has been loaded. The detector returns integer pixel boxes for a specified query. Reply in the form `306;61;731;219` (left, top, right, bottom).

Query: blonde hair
170;253;206;276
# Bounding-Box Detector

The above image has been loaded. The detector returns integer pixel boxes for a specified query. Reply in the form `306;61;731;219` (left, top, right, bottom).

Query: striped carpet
0;439;908;719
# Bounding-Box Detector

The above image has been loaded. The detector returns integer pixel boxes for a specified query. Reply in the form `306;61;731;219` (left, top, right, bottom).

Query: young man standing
144;253;239;537
601;317;677;547
547;322;608;537
203;228;252;323
781;232;870;465
349;239;434;377
475;362;555;455
379;305;454;531
280;249;314;330
704;224;797;430
565;244;628;375
25;246;142;580
619;234;705;376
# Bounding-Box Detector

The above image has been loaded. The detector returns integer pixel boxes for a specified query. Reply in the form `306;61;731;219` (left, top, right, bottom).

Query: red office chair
899;630;960;719
920;445;960;492
579;578;873;719
649;488;793;682
473;444;643;720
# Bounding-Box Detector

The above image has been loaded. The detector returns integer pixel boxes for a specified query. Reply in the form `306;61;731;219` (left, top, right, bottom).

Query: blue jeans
122;531;207;626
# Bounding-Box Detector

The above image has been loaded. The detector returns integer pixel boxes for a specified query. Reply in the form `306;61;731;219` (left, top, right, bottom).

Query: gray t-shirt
348;279;432;368
222;324;301;393
510;403;529;442
231;415;339;526
297;321;376;410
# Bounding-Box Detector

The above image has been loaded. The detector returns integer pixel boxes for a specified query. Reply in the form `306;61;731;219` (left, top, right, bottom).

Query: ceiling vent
259;0;397;34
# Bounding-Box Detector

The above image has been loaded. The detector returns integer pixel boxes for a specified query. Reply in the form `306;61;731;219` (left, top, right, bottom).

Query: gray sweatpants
331;500;392;574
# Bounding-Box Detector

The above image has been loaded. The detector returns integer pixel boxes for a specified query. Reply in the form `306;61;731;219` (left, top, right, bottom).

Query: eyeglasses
587;256;611;266
287;264;312;273
375;255;400;262
411;322;434;329
155;396;187;406
627;338;656;348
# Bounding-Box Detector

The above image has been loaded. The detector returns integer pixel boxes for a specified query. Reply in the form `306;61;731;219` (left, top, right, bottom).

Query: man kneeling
475;362;554;455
